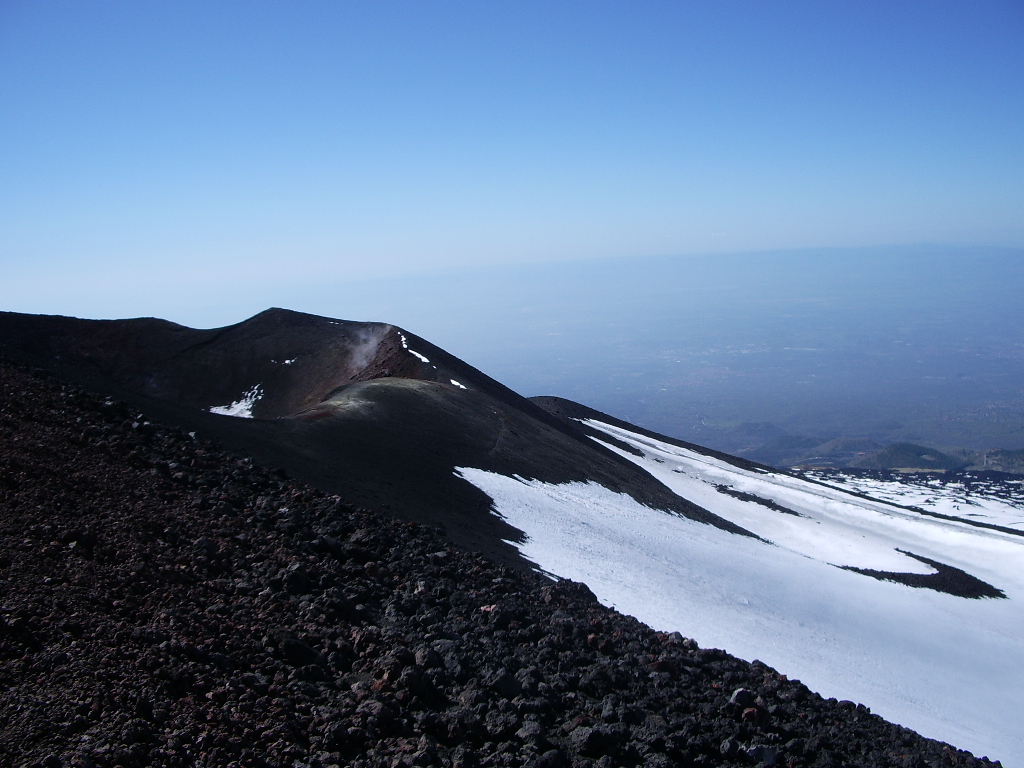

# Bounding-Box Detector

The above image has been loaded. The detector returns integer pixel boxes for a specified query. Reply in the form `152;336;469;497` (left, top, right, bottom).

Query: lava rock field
0;359;1000;768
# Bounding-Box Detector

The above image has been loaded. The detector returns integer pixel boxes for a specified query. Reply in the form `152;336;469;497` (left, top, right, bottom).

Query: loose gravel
0;360;1000;768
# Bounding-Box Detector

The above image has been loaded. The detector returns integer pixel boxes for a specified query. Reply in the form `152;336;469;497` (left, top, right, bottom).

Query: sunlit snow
450;379;467;389
455;420;1024;765
209;385;263;418
398;332;431;363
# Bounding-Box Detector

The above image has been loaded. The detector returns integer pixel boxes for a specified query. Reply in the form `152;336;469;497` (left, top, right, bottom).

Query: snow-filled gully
456;420;1024;765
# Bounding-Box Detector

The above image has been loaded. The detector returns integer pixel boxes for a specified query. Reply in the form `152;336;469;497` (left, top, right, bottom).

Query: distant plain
319;245;1024;467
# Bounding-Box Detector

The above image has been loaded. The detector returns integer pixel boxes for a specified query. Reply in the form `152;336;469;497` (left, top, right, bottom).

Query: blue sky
1;1;1022;326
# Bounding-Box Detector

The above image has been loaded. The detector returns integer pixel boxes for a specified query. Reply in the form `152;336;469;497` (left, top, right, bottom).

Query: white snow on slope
455;422;1024;765
581;420;1018;576
804;471;1024;530
399;331;431;363
209;385;263;418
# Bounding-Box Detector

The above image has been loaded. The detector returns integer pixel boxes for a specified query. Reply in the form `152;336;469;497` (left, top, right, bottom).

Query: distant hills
743;435;882;468
987;449;1024;474
850;442;967;471
742;436;972;472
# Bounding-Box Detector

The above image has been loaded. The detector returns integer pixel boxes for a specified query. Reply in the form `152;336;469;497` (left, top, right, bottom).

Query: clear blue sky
1;1;1022;325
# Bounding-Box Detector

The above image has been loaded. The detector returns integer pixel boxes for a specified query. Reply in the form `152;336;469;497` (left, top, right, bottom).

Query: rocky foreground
0;359;1000;768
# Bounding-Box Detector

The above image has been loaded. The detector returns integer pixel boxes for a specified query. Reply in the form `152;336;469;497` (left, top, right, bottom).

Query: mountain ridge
0;309;752;570
2;308;1021;764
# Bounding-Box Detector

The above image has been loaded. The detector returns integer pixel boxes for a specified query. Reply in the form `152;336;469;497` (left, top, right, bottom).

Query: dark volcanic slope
0;310;750;569
0;359;998;768
0;308;497;419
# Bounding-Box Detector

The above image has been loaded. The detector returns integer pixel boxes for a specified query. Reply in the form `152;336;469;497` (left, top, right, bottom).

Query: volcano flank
0;308;1021;767
0;308;749;568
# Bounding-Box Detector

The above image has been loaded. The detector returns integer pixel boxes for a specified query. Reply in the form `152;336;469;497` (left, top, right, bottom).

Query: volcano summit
1;308;1021;766
0;308;747;566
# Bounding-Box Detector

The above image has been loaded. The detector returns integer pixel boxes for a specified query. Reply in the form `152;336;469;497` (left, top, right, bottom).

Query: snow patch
399;331;431;363
209;385;263;419
450;379;467;389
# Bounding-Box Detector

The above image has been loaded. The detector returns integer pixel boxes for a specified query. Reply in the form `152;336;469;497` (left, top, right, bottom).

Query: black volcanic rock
0;358;998;768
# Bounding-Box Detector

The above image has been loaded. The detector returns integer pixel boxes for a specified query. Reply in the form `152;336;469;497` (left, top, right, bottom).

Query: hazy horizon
301;244;1024;458
4;244;1022;458
2;3;1022;459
